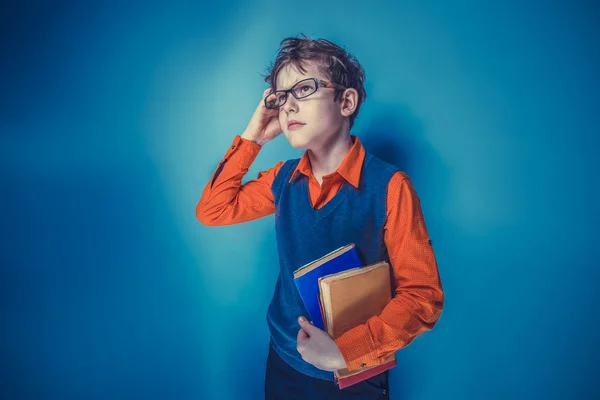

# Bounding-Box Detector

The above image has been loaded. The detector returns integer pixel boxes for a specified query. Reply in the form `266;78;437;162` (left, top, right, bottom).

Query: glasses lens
265;91;288;109
293;79;317;98
265;80;317;109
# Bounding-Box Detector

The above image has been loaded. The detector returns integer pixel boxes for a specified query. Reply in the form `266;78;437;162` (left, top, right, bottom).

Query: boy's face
275;61;346;150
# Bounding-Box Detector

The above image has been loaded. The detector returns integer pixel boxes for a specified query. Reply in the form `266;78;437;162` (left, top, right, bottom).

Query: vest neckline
299;174;354;222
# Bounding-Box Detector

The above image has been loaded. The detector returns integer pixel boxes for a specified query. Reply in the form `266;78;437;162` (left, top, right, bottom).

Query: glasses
264;78;347;110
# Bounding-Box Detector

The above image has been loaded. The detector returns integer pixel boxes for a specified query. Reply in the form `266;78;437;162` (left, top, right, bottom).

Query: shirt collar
288;135;365;189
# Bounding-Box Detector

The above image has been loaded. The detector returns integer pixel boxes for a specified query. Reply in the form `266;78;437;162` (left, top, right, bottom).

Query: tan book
318;261;396;388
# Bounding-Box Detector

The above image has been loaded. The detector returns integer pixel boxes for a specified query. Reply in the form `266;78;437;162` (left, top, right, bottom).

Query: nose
281;94;298;114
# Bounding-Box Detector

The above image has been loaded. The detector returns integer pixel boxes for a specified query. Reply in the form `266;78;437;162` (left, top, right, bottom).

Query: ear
339;88;359;118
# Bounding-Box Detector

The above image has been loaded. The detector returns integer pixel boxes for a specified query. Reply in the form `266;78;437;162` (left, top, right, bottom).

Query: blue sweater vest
266;151;399;380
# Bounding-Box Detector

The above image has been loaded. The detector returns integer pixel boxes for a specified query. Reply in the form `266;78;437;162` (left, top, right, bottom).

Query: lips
288;120;305;129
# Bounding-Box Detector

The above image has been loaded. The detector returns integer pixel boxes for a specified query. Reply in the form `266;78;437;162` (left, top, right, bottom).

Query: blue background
1;0;599;399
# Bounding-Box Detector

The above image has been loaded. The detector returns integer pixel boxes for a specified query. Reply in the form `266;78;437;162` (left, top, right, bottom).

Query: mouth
288;122;305;129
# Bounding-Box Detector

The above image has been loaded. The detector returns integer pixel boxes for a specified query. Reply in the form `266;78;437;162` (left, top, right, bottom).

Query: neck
307;131;353;178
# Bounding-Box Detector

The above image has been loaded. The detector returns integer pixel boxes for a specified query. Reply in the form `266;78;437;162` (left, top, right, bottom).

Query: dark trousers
264;344;389;400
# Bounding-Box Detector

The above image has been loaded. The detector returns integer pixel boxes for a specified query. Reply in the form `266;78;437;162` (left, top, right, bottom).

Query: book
293;243;363;331
318;261;397;389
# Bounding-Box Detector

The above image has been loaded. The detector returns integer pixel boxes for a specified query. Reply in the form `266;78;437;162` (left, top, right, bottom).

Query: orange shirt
197;134;444;371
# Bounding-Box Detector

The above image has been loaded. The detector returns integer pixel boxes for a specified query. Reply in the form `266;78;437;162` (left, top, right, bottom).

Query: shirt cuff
334;324;382;371
225;135;262;168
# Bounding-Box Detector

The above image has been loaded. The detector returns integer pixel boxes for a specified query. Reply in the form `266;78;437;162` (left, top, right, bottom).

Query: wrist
334;347;348;369
240;132;261;145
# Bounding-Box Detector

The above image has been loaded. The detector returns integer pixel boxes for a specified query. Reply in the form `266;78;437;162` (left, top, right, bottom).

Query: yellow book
318;261;396;389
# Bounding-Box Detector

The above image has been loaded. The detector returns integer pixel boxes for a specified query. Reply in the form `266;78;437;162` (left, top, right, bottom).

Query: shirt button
383;389;387;395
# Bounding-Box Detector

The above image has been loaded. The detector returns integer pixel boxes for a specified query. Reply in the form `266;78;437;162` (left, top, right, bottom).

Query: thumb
298;316;316;333
297;326;309;343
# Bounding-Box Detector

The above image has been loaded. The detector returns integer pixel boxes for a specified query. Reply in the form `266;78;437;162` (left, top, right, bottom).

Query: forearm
196;135;266;225
334;174;444;371
334;285;444;370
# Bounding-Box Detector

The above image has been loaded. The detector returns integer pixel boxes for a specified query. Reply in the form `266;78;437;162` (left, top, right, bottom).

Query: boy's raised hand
241;88;283;147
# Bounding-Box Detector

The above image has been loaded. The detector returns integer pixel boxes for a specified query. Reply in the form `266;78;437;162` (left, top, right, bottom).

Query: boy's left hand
296;316;348;371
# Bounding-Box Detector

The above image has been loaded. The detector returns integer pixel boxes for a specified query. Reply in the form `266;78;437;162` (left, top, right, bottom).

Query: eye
301;85;311;92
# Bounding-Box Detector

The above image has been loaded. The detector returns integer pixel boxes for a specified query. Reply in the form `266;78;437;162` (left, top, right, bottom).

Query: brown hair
261;33;367;130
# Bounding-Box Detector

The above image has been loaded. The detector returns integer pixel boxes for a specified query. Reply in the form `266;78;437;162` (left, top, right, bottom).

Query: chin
286;132;314;149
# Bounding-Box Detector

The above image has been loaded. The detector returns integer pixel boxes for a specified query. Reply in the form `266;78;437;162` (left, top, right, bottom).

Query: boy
196;34;444;399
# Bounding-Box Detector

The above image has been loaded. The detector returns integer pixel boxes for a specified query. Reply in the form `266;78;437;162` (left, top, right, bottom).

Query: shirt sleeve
334;172;445;371
196;135;284;226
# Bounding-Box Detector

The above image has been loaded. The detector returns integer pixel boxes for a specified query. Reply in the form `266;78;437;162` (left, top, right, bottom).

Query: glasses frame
264;78;348;110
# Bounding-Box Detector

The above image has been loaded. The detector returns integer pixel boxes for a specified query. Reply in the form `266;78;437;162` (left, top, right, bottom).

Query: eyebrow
276;78;311;90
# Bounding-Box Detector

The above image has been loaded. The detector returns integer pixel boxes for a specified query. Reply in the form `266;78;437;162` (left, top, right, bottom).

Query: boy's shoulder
365;152;410;181
271;157;302;187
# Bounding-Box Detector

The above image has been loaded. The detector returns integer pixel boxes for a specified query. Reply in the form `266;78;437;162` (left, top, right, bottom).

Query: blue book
293;243;363;330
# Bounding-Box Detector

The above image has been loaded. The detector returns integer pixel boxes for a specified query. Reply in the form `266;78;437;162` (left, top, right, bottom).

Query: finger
297;327;309;342
298;316;317;334
297;330;309;354
300;324;311;335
